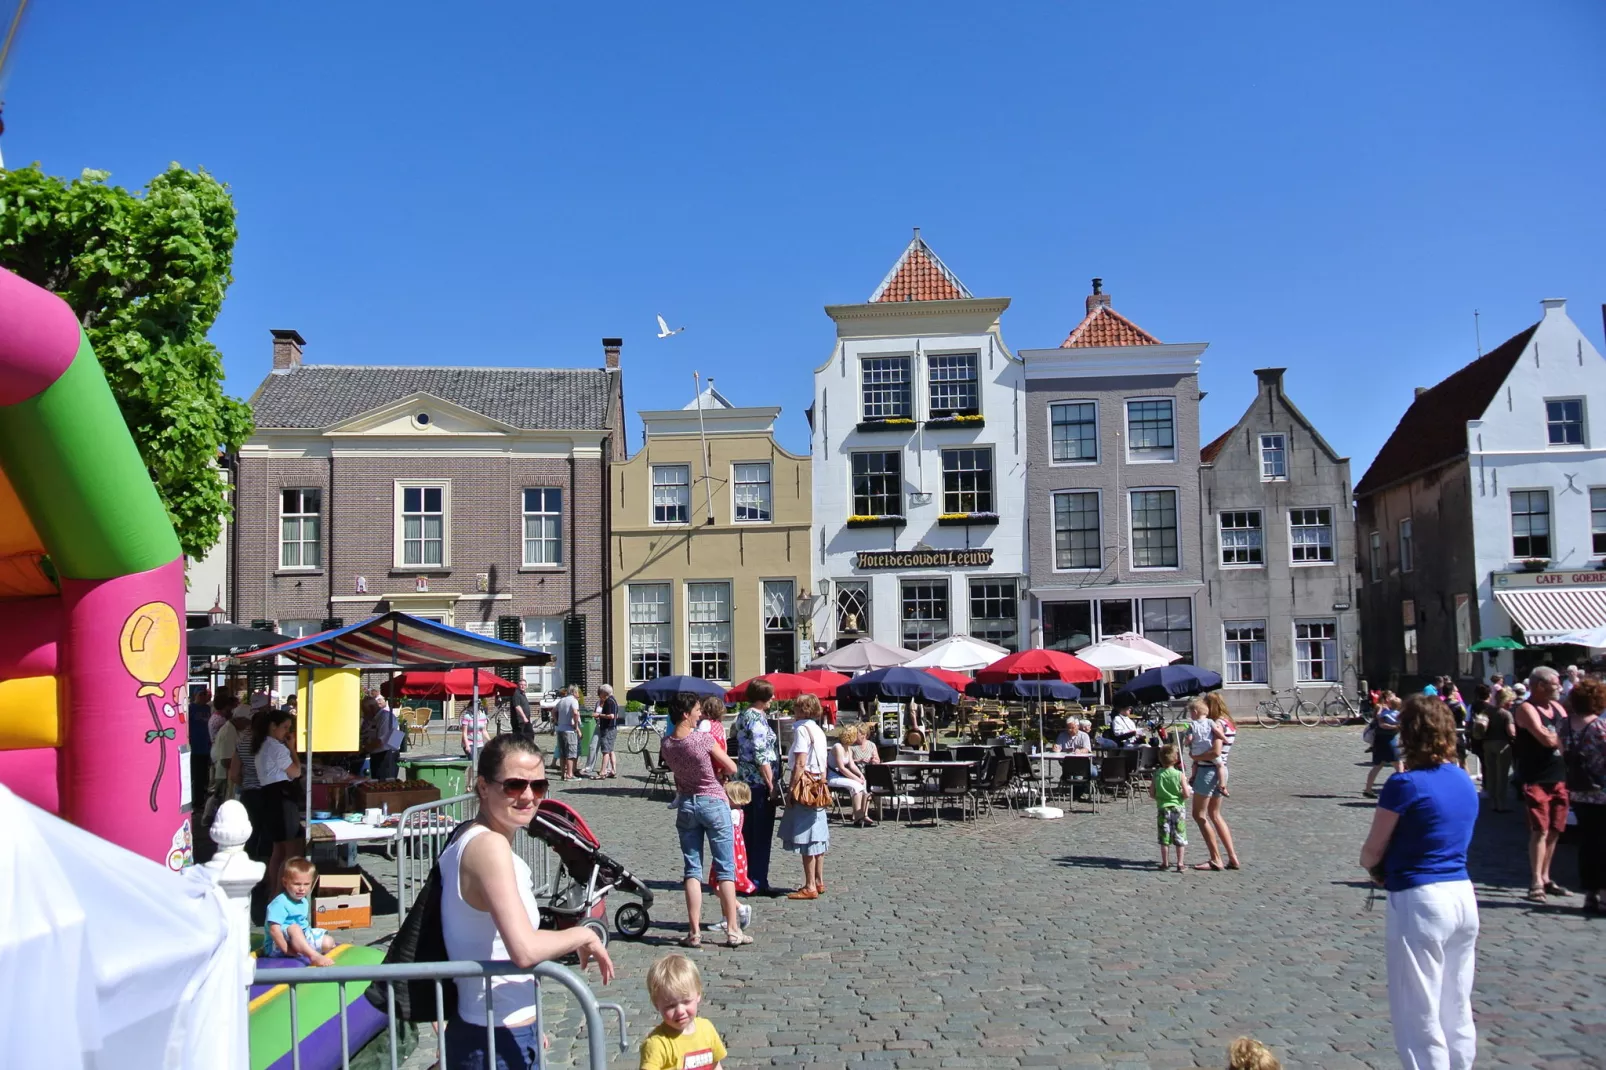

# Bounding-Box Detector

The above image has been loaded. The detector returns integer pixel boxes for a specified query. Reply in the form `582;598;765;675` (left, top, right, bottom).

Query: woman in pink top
659;692;750;949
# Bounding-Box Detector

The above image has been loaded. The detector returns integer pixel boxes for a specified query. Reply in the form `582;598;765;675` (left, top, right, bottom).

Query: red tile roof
869;232;972;303
1353;323;1539;497
1200;428;1232;464
1060;305;1162;348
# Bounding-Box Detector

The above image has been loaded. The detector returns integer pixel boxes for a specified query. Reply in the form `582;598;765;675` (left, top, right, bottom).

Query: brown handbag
788;724;833;809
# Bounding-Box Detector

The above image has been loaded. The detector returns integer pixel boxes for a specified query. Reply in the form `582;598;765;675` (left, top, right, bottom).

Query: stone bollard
200;800;266;955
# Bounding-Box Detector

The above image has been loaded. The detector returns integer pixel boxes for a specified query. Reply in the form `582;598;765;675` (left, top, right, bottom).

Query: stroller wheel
582;917;609;948
614;902;650;939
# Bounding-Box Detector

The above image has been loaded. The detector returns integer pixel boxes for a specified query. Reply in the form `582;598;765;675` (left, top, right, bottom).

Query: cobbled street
372;728;1603;1069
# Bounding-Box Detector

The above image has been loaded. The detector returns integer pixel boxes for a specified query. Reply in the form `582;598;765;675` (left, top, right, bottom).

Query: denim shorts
675;794;736;882
444;1014;541;1070
1191;762;1222;798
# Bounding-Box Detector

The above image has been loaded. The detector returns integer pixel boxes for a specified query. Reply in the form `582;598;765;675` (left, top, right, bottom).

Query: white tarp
0;786;250;1069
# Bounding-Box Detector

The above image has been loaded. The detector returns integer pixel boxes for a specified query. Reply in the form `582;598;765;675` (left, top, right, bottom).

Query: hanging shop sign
854;549;994;570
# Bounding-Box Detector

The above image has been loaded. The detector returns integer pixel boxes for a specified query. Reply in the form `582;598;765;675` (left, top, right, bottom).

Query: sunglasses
489;777;549;797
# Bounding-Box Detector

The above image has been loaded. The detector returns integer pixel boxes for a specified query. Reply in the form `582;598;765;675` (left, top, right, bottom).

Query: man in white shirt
1098;710;1139;748
553;686;581;780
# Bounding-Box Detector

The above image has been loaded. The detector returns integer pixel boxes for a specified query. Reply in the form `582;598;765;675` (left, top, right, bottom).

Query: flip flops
1193;861;1225;872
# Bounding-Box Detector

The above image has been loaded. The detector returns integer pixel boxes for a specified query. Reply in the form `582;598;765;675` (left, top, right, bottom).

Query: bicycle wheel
626;724;652;753
1321;699;1350;727
1295;700;1321;727
1255;701;1282;728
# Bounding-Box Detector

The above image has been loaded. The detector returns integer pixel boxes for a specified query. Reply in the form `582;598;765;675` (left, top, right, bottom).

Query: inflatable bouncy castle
0;266;192;867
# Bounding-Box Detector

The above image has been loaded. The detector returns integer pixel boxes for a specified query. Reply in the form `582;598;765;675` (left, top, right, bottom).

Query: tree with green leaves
0;162;253;562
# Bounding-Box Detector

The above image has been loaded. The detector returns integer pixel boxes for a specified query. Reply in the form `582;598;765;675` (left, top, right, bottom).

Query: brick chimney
1086;277;1112;315
271;329;305;372
602;337;622;370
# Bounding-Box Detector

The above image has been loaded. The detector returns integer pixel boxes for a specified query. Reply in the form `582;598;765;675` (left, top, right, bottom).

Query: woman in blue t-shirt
1360;695;1480;1070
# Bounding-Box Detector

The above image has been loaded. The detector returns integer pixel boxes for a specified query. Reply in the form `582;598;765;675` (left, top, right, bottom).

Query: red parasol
918;666;974;692
381;668;520;699
974;648;1101;684
723;672;835;703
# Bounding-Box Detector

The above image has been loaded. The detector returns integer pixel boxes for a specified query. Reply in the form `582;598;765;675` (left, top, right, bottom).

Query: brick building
231;332;626;694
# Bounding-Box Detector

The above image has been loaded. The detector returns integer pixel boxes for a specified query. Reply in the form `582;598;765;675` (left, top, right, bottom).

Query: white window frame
1293;618;1339;682
732;462;773;524
967;577;1020;653
1287;507;1336;567
1591;487;1606;557
685;580;733;682
849;450;903;518
1545;397;1586;447
899;576;952;650
1398;518;1413;575
521;487;563;567
1217;510;1264;568
1127;487;1181;571
394;480;450;568
1048;400;1099;465
927;351;980;418
860;354;913;421
1222;619;1268;686
1259;433;1287;481
279;488;322;570
650;464;692;526
1510;488;1552;560
1124;398;1177;464
1369;531;1383;583
627;583;672;683
1051;489;1103;572
940;446;994;515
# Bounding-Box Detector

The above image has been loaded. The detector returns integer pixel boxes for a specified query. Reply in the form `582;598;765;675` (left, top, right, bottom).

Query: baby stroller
527;798;654;944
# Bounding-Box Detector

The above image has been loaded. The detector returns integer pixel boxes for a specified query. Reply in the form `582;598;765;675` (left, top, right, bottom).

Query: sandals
1157;862;1170;871
724;931;753;947
679;933;702;948
1225;861;1242;870
1544;882;1572;897
1524;887;1548;904
1193;861;1225;872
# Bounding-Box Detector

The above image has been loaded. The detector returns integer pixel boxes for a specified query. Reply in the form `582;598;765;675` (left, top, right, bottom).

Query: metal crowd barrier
396;794;554;912
251;958;627;1070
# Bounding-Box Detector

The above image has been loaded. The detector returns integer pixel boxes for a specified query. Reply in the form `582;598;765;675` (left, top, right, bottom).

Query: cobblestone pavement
357;729;1603;1069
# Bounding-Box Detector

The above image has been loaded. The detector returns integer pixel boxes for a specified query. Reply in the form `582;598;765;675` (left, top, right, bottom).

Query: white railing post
202;800;266;952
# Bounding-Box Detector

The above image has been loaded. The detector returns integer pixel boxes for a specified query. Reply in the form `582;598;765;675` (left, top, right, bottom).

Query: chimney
270;329;305;372
1086;277;1112;314
602;337;622;371
1540;298;1566;315
1254;368;1286;393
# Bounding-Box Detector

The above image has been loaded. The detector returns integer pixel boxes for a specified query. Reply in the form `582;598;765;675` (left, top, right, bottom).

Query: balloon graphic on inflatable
121;601;183;810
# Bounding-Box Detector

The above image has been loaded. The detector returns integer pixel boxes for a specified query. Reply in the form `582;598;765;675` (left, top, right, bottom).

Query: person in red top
696;695;728;750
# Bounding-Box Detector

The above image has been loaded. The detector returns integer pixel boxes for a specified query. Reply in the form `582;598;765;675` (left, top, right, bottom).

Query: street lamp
208;587;227;626
796;589;824;623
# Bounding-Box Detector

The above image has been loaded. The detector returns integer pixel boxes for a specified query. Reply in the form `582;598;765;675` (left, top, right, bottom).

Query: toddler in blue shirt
265;857;337;966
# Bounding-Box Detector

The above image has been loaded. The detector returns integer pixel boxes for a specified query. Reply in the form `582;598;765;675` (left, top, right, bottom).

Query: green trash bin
579;712;597;764
404;757;474;799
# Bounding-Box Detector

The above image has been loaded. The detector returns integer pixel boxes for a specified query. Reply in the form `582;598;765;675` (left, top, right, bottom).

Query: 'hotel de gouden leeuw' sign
854;549;995;570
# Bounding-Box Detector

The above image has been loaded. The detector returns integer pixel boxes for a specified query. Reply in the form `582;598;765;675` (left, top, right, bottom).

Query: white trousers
1386;879;1479;1070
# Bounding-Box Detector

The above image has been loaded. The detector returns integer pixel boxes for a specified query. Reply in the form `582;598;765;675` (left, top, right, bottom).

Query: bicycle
1312;684;1365;727
1255;686;1320;728
626;710;669;753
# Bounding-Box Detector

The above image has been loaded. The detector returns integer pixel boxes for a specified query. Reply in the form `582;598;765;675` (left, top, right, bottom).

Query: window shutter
247;620;276;694
496;615;523;683
564;613;587;693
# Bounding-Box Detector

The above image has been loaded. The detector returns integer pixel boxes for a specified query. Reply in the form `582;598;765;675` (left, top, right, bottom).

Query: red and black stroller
527;798;653;943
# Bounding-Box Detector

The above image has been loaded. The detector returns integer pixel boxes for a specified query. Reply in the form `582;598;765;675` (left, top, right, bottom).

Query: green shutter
496;615;523;683
564;614;587;693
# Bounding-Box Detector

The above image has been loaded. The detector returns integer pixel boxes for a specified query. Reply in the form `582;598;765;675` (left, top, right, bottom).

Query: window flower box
937;511;999;527
925;413;985;430
855;418;916;433
1518;558;1548;572
846;514;907;529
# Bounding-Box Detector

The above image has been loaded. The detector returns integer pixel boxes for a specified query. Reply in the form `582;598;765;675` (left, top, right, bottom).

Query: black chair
1132;746;1159;784
1095;751;1133;811
865;762;905;823
981;758;1016;816
877;743;900;763
641;749;670;799
934;765;976;822
955;745;989;765
1056;755;1097;813
930;748;955;763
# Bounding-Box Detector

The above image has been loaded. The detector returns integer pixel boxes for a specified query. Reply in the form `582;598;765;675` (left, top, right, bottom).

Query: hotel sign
1493;568;1606;590
854;549;994;570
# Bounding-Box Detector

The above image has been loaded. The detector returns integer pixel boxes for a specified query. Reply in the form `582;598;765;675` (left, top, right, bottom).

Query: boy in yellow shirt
640;954;726;1070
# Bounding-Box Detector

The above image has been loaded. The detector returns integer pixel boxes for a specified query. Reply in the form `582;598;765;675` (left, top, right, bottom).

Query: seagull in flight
656;315;686;339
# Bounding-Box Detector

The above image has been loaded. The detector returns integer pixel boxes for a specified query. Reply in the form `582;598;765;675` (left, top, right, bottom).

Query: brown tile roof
869;231;973;303
1353;323;1538;497
1060;305;1162;348
1200;428;1232;464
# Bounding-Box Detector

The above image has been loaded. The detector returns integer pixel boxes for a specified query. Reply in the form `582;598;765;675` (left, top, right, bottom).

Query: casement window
1369;531;1383;582
733;463;772;523
860;356;912;420
1260;434;1287;480
1126;399;1175;462
1141;597;1193;663
1053;491;1101;570
1510;490;1551;559
1289;507;1335;564
1130;489;1179;568
1398;519;1413;574
521;488;562;566
1050;402;1097;463
941;448;993;514
968;579;1019;652
900;579;950;650
1546;399;1585;446
687;582;733;681
835;582;869;635
851;451;902;517
1218;511;1263;567
1592;488;1606;556
762;579;797;674
397;483;447;567
627;584;672;682
928;353;979;417
1294;619;1338;682
280;489;322;568
651;465;691;525
1223;621;1268;684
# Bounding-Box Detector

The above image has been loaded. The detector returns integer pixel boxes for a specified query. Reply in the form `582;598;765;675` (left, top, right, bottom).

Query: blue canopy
626;675;729;705
835;666;959;705
964;679;1081;701
1112;664;1222;706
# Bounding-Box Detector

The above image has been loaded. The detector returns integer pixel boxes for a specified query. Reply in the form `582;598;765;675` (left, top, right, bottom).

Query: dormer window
1547;399;1584;446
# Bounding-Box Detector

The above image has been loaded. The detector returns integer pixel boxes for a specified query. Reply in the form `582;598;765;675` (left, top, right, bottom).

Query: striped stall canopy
1492;588;1606;645
233;611;552;669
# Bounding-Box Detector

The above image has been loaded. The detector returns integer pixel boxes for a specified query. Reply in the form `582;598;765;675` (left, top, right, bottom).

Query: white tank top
439;823;544;1026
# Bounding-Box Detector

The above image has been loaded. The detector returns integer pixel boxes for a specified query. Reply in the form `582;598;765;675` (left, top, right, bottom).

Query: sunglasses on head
489;777;549;797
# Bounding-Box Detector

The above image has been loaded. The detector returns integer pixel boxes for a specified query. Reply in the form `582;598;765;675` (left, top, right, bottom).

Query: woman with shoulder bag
779;693;832;900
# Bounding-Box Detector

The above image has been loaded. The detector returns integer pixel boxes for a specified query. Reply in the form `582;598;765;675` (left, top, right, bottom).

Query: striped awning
233;611;552;669
1492;588;1606;644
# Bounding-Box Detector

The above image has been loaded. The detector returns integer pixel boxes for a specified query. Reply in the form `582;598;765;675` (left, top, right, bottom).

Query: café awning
233;611;551;669
1493;588;1606;645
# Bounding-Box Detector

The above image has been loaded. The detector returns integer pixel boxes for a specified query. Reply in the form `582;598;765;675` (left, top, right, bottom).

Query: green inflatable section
0;332;180;579
250;944;387;1070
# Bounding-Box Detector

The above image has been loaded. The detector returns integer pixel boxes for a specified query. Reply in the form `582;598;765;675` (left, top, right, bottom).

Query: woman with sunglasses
441;735;614;1069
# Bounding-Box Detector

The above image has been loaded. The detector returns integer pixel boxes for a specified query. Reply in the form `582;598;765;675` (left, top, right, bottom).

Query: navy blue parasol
1112;665;1223;706
835;666;960;705
625;675;729;705
964;679;1081;701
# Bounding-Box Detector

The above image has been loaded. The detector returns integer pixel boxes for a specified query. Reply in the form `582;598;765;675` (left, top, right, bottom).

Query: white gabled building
807;231;1027;654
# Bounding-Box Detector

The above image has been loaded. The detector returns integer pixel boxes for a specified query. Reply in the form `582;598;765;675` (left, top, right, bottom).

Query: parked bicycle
625;709;669;753
1255;686;1321;728
1311;684;1366;726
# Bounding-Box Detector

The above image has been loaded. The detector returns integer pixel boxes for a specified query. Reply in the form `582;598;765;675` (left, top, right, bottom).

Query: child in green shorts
1150;744;1192;873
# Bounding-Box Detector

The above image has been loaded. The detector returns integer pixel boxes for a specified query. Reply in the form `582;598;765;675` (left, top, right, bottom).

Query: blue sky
5;1;1603;472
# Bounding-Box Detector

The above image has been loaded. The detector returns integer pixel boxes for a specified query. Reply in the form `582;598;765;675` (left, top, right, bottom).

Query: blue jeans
675;794;735;882
444;1013;541;1069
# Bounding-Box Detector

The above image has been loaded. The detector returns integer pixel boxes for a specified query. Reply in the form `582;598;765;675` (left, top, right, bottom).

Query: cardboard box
351;785;440;813
313;872;372;930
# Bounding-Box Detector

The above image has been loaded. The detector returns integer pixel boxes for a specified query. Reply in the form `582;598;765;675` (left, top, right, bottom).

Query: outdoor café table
881;760;980;822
